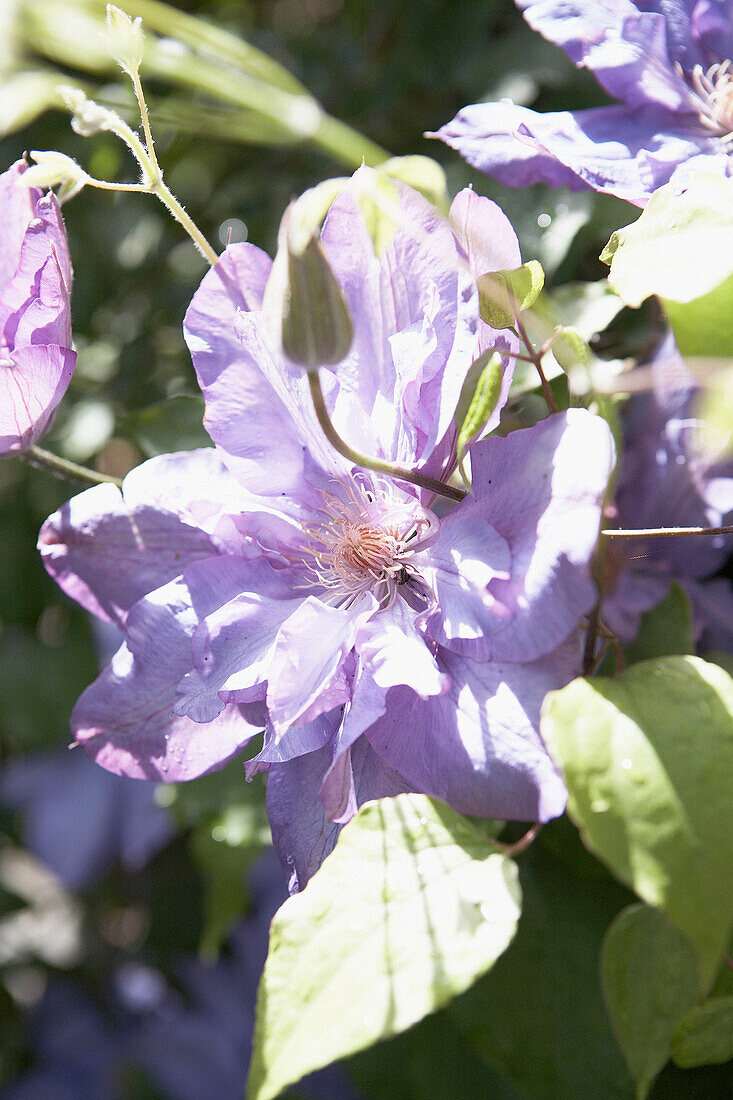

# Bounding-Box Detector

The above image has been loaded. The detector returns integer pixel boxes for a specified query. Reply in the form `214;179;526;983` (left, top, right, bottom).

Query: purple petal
365;641;575;822
434;100;717;206
266;595;376;735
184;243;347;496
0;749;171;889
517;1;699;110
0;345;75;452
426;410;615;663
174;558;306;722
39;452;226;625
267;737;411;892
72;573;264;780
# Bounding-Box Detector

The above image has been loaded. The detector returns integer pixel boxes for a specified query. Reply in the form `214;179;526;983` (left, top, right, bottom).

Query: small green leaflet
477;260;545;330
671;996;733;1068
455;350;504;484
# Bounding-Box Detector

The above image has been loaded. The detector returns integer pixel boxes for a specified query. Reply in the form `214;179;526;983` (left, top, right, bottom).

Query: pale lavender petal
267;738;411;893
0;345;75;452
434;100;716;206
174;559;306;722
1;189;73;349
185;243;347;495
365;641;575;822
318;601;450;821
518;0;698;110
266;595;376;735
448;188;520;435
426;410;614;662
72;574;264;780
39;455;222;625
0;159;36;289
317;170;481;478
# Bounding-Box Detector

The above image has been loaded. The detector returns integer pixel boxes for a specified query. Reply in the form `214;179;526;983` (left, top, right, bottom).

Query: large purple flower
0;158;76;453
603;337;733;645
40;173;614;886
434;1;733;206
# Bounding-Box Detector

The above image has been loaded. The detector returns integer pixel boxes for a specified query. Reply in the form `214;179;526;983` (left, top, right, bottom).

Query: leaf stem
24;445;123;488
513;312;557;414
307;372;466;503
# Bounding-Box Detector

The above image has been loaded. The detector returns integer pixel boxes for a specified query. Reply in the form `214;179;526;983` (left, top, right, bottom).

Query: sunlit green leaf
248;794;521;1100
541;656;733;991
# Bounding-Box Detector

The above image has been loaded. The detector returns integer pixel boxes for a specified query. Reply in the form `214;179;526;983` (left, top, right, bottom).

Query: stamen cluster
302;477;438;608
681;59;733;141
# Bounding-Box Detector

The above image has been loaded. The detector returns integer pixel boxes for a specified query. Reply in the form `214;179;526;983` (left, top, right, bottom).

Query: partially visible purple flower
434;1;733;206
0;748;171;890
0;158;76;453
135;852;362;1100
603;336;733;645
39;171;615;886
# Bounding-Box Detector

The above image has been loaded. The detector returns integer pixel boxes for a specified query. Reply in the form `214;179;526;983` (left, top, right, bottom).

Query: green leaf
347;1005;522;1099
450;830;634;1099
123;395;210;457
671;996;733;1068
455;350;504;476
602;176;733;356
601;904;698;1098
247;794;521;1100
478;260;545;329
541;656;733;991
623;583;694;665
662;271;733;357
602;175;733;307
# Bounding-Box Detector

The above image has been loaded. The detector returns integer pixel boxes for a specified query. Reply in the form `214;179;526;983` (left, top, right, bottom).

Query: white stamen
300;476;438;608
676;58;733;141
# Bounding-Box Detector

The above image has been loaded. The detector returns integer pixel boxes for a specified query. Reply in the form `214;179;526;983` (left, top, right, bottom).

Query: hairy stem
24;445;123;488
602;524;733;538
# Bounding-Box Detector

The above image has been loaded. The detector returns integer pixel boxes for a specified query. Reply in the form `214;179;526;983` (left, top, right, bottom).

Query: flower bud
59;85;123;138
281;235;353;371
106;4;144;78
25;151;89;201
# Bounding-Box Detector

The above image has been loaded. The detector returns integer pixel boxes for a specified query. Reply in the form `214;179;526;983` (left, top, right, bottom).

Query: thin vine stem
24;445;123;488
602;524;733;538
307;371;466;503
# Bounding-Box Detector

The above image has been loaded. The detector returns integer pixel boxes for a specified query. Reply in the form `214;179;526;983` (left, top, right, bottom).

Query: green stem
24;445;123;488
511;312;557;414
151;176;220;267
307;372;466;503
602;524;733;538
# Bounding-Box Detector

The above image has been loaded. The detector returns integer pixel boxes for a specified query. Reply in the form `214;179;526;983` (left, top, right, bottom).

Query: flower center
680;59;733;141
302;477;438;608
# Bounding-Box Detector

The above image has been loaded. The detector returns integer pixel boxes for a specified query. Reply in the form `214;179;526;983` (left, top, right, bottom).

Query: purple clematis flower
603;336;733;646
39;171;614;888
434;1;733;206
0;748;171;891
0;158;76;453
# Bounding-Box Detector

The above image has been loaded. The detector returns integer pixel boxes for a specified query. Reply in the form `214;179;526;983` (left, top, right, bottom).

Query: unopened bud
25;151;89;201
281;235;353;370
106;4;144;77
59;85;122;138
